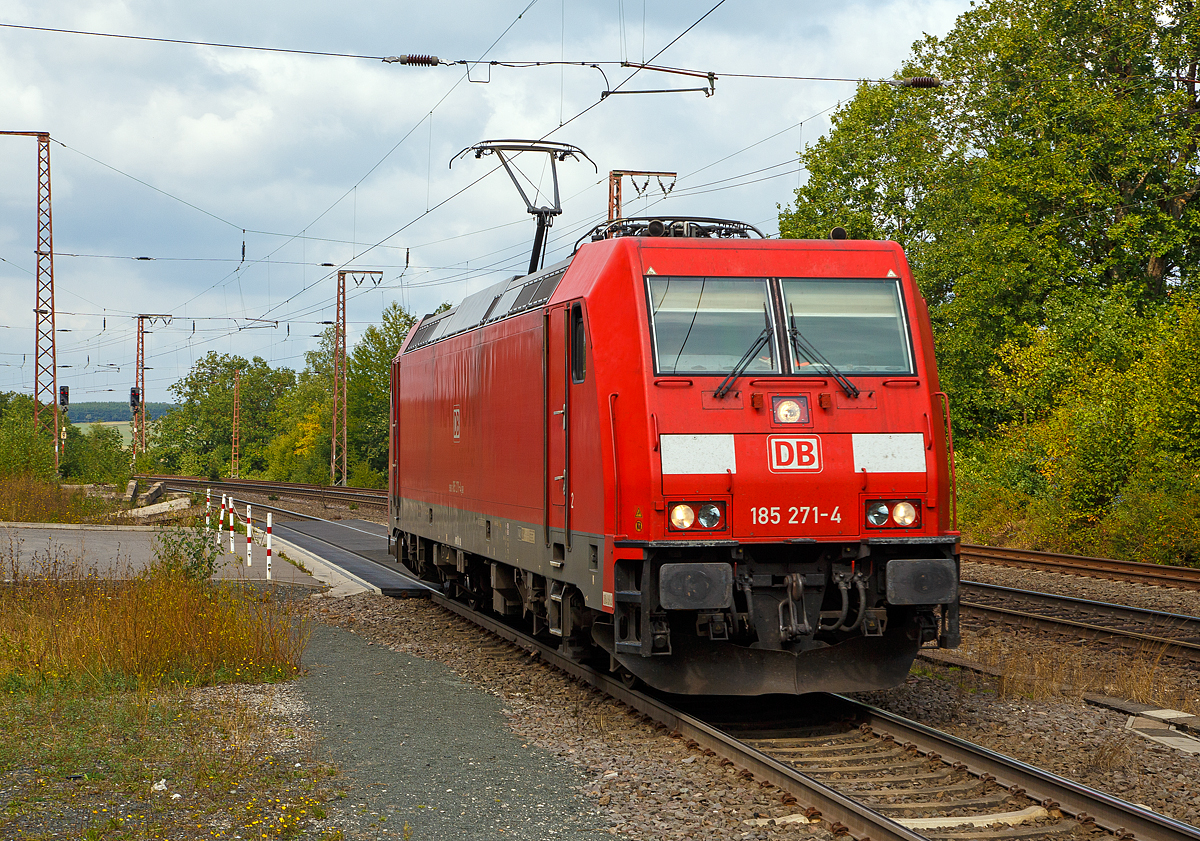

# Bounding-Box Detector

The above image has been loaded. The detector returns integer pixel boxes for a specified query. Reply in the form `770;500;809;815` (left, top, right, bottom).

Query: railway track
962;545;1200;592
248;496;1193;841
142;474;387;508
146;481;1200;837
147;478;1200;593
960;582;1200;665
431;588;1199;841
143;476;1200;594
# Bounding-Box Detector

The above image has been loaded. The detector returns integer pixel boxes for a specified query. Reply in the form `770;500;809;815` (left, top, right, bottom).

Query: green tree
154;353;295;477
60;423;129;483
0;394;55;479
959;295;1200;564
347;302;418;485
263;328;337;484
780;0;1200;437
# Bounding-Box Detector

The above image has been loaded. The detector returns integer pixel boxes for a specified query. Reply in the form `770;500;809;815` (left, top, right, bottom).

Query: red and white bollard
218;494;226;545
206;488;211;533
228;502;235;554
246;503;252;567
266;512;272;581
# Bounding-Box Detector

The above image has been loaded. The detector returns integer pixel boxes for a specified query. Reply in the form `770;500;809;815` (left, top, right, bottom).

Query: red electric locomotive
390;211;960;695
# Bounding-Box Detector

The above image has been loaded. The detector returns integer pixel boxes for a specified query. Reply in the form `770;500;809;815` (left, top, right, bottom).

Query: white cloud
0;0;964;394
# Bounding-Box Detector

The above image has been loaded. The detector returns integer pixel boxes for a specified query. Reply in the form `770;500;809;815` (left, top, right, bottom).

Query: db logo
768;436;821;472
452;405;461;441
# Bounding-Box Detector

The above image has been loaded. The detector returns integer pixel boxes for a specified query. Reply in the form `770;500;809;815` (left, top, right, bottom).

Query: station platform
271;518;433;598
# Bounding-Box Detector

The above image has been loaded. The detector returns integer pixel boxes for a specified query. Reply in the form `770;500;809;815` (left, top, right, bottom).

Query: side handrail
933;392;958;531
608;393;620;537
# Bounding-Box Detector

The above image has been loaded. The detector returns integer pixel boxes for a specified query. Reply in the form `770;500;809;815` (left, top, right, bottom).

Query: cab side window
571;304;586;383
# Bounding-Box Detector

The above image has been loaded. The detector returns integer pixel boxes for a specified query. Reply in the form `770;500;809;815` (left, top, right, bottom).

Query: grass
0;474;113;524
0;546;304;693
0;510;343;838
962;627;1199;713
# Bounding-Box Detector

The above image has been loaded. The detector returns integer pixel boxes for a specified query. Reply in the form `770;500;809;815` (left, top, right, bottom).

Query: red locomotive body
390;218;959;695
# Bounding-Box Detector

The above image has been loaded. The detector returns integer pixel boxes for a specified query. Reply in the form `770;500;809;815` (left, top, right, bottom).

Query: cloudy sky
0;0;963;405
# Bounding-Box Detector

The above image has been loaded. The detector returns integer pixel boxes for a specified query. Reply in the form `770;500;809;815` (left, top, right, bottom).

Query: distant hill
68;401;174;423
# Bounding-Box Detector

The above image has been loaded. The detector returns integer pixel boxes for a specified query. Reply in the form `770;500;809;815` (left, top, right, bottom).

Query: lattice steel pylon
0;131;58;469
330;270;382;486
133;313;171;458
134;316;146;455
232;369;241;479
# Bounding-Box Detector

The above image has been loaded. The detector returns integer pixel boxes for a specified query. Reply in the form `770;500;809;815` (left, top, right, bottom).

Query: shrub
153;522;223;580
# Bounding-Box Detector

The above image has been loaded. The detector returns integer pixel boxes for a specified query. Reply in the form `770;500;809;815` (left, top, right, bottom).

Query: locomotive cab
390;215;959;696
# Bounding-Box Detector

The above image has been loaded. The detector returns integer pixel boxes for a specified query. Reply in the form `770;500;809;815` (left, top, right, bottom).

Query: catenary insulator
893;76;942;88
382;54;440;66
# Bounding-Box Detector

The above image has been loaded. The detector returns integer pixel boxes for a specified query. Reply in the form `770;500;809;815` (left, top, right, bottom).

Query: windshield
781;279;913;374
648;278;778;374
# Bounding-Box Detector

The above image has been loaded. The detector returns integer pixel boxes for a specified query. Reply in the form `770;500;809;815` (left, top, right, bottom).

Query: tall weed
0;474;109;524
0;540;307;694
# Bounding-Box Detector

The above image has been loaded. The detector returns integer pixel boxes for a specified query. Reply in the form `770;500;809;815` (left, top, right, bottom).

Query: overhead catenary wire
0;21;443;63
23;4;1163;393
168;0;545;318
253;0;735;324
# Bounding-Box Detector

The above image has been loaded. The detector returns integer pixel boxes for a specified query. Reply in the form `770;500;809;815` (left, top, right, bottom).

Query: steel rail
962;544;1200;591
136;476;1200;592
963;581;1200;631
961;581;1200;662
140;475;388;508
432;592;1200;841
428;592;927;841
959;603;1200;664
273;510;1200;841
842;697;1200;841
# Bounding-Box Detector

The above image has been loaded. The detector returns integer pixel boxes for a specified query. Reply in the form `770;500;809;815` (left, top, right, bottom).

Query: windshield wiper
714;305;772;399
788;304;859;398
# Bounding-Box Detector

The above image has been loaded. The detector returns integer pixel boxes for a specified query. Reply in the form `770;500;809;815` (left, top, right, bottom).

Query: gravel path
304;597;836;840
297;622;614;840
303;583;1200;837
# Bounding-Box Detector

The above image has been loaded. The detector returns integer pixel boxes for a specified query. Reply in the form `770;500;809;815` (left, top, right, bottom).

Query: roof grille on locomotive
578;216;766;251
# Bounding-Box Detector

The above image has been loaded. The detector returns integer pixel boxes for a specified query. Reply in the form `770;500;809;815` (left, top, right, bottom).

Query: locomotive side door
545;302;572;562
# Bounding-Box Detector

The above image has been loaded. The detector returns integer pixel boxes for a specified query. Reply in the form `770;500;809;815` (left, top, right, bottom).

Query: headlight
866;502;890;527
696;504;722;528
774;398;803;423
670;504;695;529
892;501;917;526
